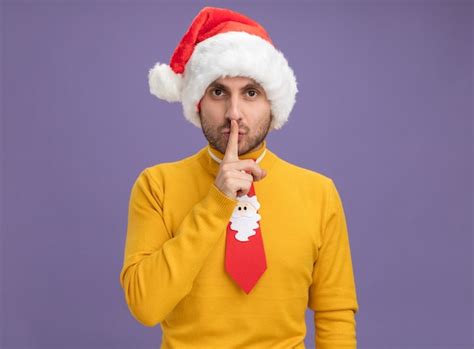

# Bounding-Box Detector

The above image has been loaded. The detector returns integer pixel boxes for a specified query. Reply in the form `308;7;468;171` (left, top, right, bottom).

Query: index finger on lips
223;120;239;162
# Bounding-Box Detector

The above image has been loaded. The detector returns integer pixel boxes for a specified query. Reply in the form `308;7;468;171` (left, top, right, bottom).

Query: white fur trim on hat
148;62;183;102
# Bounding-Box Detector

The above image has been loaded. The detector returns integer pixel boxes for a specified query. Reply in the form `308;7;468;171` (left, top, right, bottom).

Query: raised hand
214;120;267;200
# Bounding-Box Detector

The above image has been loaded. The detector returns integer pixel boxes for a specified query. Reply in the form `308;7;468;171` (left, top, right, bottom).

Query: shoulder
270;155;341;207
132;150;202;189
274;156;333;187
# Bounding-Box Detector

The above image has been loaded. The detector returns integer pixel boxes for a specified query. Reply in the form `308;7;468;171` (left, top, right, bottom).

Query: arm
119;168;237;327
308;179;360;349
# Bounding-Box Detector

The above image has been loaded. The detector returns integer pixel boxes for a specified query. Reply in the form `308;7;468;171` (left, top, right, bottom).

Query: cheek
246;103;271;122
200;100;225;123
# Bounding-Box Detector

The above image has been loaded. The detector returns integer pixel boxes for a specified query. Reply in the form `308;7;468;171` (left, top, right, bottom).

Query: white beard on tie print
229;194;261;242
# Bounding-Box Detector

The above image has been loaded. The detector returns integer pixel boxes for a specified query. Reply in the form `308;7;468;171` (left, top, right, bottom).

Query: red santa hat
148;6;298;130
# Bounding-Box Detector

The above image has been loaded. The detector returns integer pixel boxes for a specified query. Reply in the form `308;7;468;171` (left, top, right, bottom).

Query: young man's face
198;76;273;156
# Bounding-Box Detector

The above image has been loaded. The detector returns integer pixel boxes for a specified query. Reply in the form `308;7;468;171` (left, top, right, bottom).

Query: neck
197;139;278;177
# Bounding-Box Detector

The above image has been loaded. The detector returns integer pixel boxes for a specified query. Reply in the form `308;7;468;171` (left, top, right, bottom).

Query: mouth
223;132;246;139
222;131;246;135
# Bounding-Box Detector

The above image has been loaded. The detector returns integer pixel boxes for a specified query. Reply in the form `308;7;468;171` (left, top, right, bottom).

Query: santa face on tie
230;194;261;242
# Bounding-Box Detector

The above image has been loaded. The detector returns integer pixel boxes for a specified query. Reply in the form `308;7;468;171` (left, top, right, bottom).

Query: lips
222;131;246;135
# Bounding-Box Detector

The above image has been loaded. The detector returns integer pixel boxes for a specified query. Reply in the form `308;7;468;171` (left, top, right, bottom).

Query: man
119;6;359;349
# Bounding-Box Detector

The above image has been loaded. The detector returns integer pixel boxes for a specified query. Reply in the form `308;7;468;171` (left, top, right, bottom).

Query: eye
211;88;225;97
247;89;258;98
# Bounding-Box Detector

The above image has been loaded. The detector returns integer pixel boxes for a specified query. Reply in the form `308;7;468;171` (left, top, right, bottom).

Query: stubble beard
199;113;273;156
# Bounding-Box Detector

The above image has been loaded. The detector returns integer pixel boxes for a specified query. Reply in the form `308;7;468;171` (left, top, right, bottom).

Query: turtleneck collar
197;139;278;177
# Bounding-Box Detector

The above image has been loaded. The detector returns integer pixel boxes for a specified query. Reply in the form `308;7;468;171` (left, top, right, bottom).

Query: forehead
208;76;264;90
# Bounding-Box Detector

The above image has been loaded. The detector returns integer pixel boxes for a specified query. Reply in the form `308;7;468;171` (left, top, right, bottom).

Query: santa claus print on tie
230;193;261;242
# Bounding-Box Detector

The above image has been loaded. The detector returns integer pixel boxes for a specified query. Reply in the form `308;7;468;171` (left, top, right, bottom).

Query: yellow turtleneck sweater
119;140;359;349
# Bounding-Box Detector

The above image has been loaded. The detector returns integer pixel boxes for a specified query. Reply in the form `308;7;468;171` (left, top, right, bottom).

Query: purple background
1;1;472;348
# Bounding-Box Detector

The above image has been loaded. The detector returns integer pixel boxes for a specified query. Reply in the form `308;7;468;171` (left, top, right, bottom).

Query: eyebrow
207;81;263;92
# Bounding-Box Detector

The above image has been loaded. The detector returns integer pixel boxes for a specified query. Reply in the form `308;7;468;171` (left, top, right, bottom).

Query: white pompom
148;62;183;102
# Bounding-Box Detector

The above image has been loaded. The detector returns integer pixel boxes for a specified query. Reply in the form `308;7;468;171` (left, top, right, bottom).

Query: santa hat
148;6;298;130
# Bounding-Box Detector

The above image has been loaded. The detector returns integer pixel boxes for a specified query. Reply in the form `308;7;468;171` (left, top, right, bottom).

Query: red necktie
224;159;267;294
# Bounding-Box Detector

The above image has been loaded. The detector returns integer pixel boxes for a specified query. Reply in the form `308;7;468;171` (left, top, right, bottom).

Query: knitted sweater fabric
119;140;359;349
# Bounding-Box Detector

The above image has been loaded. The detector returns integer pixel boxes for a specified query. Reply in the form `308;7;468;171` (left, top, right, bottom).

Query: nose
225;94;242;124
